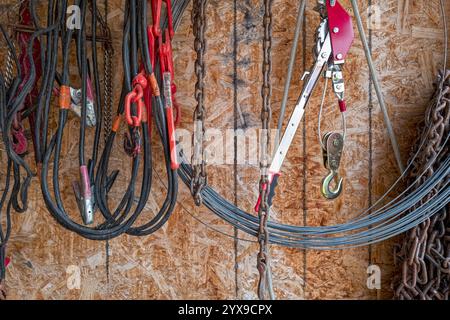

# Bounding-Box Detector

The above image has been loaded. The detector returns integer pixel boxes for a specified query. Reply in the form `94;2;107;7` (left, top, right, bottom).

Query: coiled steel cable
165;0;450;250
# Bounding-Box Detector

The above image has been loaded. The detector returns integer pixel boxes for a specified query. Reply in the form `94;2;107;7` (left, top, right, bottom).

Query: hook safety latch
321;132;344;199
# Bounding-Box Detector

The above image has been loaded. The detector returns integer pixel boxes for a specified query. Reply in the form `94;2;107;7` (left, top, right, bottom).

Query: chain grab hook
321;131;344;199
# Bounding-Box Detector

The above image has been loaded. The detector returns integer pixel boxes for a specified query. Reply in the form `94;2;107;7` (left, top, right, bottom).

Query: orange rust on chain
112;115;122;133
148;73;160;96
58;85;71;109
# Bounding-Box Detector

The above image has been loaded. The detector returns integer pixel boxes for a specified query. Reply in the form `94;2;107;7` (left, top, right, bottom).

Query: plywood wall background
2;0;449;299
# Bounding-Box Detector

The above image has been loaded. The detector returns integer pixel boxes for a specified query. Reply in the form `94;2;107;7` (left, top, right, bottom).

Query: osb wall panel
1;0;448;299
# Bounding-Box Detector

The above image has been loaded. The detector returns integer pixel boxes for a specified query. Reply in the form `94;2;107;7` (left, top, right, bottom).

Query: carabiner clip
321;132;344;199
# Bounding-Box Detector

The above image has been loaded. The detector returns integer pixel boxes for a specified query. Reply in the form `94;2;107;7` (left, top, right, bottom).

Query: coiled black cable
0;0;63;284
36;0;177;240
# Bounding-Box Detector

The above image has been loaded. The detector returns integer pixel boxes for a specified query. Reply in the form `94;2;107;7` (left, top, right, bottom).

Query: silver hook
321;169;343;199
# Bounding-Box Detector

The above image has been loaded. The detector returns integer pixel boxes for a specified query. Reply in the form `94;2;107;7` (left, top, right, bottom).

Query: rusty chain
103;42;113;142
4;46;14;87
102;0;113;142
393;69;450;300
1;4;15;88
257;0;274;300
190;0;208;206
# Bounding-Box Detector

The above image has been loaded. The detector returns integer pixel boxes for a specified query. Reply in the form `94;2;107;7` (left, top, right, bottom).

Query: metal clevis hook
321;169;343;199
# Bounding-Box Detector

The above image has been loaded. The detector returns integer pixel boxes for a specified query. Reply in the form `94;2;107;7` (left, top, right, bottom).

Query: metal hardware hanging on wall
174;0;448;252
0;0;448;301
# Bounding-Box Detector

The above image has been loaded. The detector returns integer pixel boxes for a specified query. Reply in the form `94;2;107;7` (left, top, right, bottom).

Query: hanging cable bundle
0;0;59;298
37;0;178;240
0;0;182;297
0;0;179;267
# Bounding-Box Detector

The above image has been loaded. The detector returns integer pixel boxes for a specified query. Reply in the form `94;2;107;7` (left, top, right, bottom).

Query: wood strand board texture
2;0;448;299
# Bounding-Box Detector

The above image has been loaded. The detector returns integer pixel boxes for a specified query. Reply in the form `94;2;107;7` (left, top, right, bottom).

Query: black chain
257;0;273;300
190;0;208;206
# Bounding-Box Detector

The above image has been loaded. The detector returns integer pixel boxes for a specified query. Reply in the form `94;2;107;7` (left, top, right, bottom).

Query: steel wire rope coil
164;0;450;249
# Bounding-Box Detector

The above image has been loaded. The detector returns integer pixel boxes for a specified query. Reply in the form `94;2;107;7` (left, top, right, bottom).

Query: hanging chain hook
321;169;343;199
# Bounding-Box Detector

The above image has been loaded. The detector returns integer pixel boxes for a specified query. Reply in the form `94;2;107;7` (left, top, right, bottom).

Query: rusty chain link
102;0;113;143
4;46;14;87
393;69;450;300
103;44;113;142
190;0;208;206
257;0;274;300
